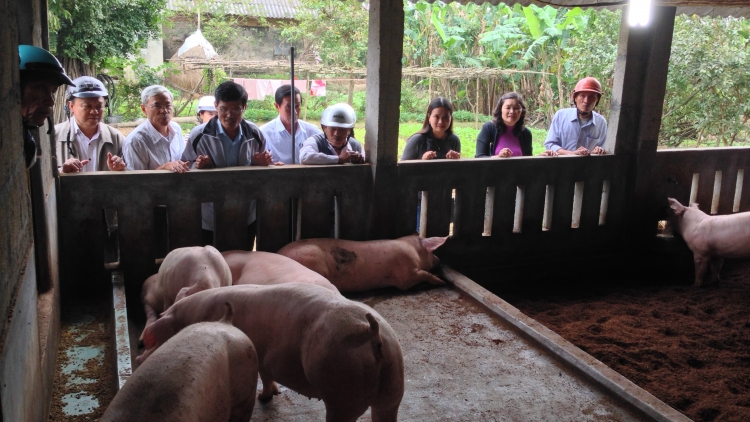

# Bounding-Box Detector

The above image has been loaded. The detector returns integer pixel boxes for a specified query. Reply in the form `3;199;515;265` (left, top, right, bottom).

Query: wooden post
475;78;480;129
607;6;677;246
302;72;310;121
364;0;404;240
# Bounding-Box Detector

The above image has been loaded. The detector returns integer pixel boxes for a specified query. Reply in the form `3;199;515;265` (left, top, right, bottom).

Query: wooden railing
58;147;750;296
651;148;750;218
395;155;632;274
58;165;372;296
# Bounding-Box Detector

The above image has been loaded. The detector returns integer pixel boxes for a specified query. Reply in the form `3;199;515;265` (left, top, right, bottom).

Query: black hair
415;97;454;138
214;81;248;106
274;85;301;105
492;92;527;137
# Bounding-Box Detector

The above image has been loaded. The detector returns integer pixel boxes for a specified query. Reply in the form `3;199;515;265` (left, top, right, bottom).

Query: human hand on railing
591;146;607;155
195;155;212;169
349;151;365;164
537;150;558;157
421;151;437;160
252;150;274;166
273;161;285;166
62;157;89;173
106;153;126;171
573;146;590;156
493;148;512;158
157;160;190;173
446;150;461;160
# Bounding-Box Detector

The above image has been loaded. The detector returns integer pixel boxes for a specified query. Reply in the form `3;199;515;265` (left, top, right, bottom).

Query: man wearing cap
123;85;188;173
55;76;127;173
196;95;217;124
544;77;608;156
260;85;322;164
18;45;75;169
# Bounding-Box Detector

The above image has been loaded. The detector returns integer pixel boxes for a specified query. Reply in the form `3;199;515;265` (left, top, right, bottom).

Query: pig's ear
219;302;234;325
668;198;686;216
689;203;700;209
142;316;176;350
420;236;448;253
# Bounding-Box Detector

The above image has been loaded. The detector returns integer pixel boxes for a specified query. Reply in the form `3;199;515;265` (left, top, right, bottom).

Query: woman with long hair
475;92;539;158
401;97;461;160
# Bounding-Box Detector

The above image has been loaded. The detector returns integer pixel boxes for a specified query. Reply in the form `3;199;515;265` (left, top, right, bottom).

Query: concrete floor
248;286;644;421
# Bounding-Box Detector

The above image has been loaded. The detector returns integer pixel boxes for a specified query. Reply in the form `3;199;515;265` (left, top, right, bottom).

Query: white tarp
177;29;218;59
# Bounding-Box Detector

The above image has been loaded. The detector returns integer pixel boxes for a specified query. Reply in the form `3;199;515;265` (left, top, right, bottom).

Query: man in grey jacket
182;81;274;248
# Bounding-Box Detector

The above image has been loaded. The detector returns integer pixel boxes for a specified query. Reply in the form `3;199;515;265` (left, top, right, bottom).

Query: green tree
280;0;369;67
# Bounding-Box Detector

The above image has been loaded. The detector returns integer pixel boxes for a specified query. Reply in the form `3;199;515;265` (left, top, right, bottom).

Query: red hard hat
572;77;603;101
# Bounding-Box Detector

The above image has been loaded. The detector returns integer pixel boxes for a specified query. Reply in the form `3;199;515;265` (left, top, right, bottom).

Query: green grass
190;119;550;158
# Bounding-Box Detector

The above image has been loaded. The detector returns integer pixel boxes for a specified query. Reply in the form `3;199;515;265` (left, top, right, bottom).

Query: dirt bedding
505;260;750;422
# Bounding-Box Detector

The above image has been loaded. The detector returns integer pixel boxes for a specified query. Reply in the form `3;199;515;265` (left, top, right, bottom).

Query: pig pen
53;149;750;421
48;265;687;421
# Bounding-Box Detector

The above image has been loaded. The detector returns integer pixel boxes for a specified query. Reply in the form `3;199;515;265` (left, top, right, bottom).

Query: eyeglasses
79;103;105;113
218;106;245;115
147;103;173;112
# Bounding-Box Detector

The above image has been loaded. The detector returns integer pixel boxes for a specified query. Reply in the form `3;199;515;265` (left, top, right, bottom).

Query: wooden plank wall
58;165;373;299
651;148;750;220
396;155;631;278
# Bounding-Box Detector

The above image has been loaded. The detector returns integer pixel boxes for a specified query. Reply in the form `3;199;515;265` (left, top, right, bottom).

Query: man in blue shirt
544;77;607;156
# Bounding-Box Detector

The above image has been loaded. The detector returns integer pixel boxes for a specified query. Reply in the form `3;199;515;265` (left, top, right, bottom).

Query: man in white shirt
123;85;189;173
260;85;322;164
56;76;126;173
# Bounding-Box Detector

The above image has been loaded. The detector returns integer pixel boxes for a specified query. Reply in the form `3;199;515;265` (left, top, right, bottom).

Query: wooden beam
364;0;403;239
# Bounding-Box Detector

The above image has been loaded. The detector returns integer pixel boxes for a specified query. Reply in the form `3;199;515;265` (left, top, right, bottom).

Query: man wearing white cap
196;95;217;124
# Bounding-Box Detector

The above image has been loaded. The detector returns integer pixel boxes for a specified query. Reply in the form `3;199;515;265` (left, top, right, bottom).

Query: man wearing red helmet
544;77;608;156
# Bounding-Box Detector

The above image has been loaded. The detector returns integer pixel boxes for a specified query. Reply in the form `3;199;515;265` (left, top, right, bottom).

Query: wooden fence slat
213;197;251;251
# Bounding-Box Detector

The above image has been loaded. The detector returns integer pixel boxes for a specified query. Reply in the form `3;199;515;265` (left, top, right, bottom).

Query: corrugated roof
166;0;301;19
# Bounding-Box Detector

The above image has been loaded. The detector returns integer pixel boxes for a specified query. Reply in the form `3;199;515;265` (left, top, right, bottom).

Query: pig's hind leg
258;370;280;402
708;258;724;285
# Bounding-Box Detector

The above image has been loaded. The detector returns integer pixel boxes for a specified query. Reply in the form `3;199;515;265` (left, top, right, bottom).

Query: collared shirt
260;116;323;164
70;119;101;172
217;121;243;167
123;120;185;170
544;108;608;152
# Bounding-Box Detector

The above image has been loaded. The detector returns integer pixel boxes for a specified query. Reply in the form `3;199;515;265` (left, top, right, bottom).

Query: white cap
197;96;216;113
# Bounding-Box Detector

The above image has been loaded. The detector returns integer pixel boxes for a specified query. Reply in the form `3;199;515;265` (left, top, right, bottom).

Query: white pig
141;246;232;330
221;250;339;293
669;197;750;286
138;283;404;422
276;234;448;292
102;303;258;422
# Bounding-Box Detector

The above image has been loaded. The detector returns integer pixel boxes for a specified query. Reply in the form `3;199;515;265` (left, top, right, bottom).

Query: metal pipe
290;46;296;163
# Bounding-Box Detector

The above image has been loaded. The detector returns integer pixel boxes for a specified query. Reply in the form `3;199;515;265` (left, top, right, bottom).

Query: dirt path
506;260;750;422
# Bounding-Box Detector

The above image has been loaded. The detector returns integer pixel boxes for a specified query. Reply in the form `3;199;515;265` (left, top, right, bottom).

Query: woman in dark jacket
475;92;533;158
401;97;461;161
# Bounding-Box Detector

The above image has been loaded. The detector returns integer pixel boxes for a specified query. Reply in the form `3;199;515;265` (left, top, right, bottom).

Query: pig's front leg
693;254;710;287
258;370;280;402
413;269;445;288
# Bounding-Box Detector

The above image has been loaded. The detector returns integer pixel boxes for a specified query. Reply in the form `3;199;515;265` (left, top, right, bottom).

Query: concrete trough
50;267;689;421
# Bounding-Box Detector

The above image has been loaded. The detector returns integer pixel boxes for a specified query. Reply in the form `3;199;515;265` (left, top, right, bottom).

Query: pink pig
277;234;448;292
669;197;750;286
102;304;258;422
139;283;404;422
222;250;339;293
141;246;231;336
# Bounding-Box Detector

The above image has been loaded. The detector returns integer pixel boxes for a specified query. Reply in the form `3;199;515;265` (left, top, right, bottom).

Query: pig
276;234;448;292
141;246;232;331
668;197;750;286
102;303;258;422
221;250;339;293
139;283;404;422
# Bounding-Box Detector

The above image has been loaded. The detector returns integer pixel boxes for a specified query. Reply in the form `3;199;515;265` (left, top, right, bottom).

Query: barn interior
2;0;750;421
